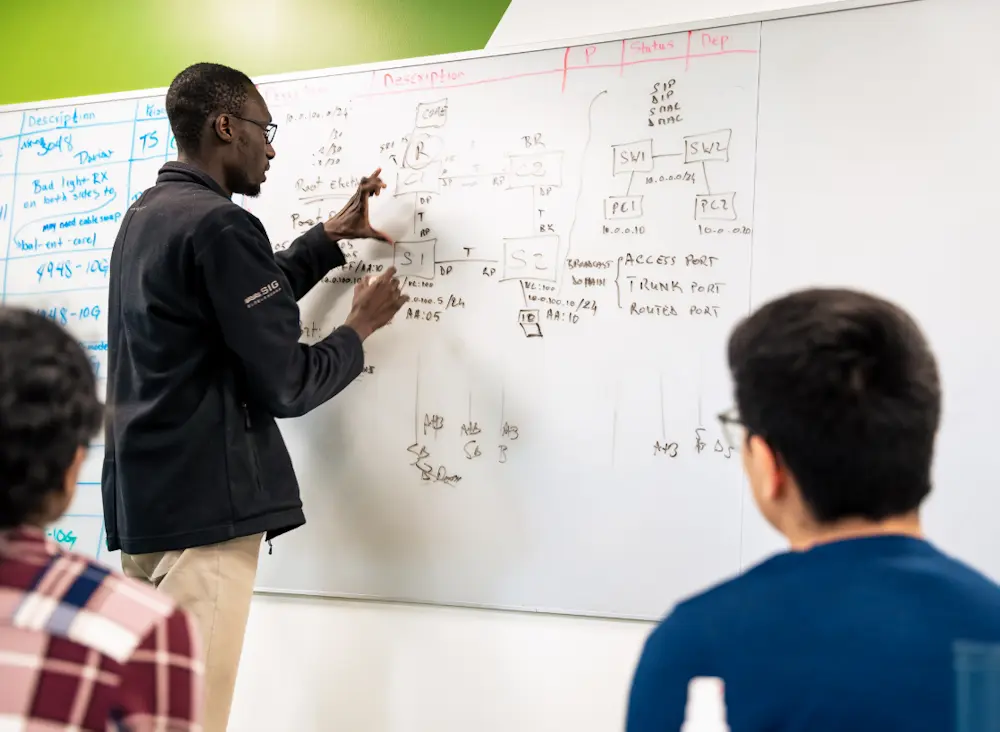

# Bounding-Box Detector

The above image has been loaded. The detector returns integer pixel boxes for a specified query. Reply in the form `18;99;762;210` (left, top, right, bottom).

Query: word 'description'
383;67;466;89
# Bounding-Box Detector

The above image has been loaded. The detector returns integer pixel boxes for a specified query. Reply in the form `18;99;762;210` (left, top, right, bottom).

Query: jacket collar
156;160;231;199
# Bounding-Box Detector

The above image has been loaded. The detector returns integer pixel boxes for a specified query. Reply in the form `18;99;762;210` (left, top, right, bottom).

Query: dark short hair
165;62;255;154
0;308;103;528
727;288;941;523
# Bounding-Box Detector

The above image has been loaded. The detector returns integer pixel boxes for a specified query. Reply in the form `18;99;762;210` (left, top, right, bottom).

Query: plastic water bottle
681;677;730;732
954;641;1000;732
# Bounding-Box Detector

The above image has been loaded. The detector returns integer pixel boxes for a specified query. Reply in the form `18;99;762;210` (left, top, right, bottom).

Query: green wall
0;0;511;106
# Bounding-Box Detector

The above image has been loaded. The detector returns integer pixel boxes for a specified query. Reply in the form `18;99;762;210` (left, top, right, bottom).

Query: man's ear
747;434;785;501
212;113;235;144
43;446;87;524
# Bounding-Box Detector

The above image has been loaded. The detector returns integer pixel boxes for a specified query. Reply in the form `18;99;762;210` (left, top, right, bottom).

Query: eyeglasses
717;408;747;450
227;114;277;144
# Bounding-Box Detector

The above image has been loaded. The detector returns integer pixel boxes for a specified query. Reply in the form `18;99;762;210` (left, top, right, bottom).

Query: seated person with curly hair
0;308;203;731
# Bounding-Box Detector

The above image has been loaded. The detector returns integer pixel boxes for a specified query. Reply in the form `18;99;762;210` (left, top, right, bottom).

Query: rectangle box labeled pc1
605;196;643;220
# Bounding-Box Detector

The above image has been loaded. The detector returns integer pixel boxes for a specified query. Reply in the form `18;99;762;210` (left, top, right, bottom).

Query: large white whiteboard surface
2;0;996;621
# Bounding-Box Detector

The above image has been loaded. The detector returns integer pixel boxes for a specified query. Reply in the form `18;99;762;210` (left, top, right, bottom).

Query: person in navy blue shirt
626;287;1000;732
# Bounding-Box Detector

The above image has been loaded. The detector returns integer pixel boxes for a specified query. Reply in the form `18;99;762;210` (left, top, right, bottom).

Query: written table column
4;102;136;564
3;100;136;354
128;97;173;203
0;111;25;303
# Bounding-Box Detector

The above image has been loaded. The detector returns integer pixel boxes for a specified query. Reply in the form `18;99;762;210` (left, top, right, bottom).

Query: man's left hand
324;168;393;244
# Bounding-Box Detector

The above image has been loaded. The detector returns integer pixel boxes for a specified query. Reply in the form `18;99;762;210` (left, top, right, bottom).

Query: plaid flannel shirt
0;525;203;731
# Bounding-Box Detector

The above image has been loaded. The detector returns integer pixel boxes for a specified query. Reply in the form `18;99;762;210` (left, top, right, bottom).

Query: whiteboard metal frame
0;0;917;114
485;0;915;49
0;0;920;619
251;585;663;623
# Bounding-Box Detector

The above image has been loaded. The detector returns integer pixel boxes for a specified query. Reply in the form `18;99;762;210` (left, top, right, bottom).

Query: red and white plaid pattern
0;526;203;731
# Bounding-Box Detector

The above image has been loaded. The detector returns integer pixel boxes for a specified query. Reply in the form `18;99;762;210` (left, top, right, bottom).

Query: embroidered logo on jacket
244;280;281;308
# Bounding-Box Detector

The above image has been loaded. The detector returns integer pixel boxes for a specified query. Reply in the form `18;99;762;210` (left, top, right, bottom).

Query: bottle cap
681;677;729;732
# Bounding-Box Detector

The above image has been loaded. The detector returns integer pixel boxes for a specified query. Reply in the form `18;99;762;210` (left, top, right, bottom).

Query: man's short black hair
0;308;103;528
165;62;255;154
728;288;941;523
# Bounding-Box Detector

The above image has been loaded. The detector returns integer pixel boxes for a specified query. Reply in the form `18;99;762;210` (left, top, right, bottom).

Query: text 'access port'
393;239;437;279
506;151;563;189
501;235;560;282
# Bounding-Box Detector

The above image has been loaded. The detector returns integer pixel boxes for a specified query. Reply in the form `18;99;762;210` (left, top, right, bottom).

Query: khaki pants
121;533;263;732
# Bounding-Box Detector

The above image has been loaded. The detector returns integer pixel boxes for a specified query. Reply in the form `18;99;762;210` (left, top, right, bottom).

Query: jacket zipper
242;402;264;491
241;400;271;554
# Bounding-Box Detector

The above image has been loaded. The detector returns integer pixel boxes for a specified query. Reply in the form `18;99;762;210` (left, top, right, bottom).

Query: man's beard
227;166;261;198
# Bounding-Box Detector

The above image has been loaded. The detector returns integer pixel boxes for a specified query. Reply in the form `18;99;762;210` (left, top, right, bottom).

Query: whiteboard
4;0;996;622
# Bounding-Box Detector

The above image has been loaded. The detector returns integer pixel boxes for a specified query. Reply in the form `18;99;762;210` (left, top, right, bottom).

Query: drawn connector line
558;89;607;296
655;374;665;440
413;352;421;444
298;193;352;205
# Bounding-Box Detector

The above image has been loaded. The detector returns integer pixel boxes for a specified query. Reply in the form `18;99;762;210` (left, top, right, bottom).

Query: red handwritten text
700;33;730;52
630;38;676;55
383;68;466;89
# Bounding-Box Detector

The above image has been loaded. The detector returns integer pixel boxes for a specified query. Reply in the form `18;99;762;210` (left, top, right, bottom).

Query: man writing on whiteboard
626;288;1000;731
101;62;407;732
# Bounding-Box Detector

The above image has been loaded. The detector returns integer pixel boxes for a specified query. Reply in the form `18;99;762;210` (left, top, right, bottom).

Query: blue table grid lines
5;285;108;296
125;100;140;208
0;156;167;180
96;522;107;560
9;245;114;262
0;113;169;145
1;100;176;318
1;112;27;305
